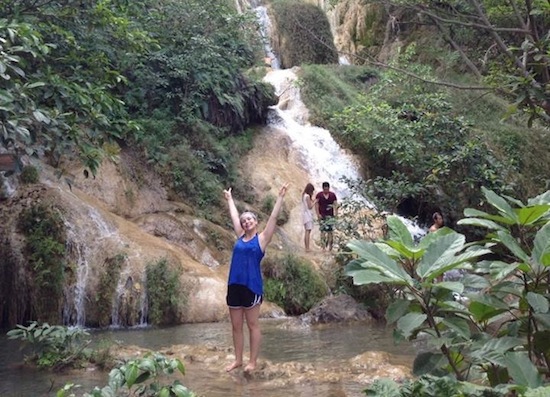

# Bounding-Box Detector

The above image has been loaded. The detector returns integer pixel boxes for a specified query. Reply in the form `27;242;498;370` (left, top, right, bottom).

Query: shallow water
0;319;415;397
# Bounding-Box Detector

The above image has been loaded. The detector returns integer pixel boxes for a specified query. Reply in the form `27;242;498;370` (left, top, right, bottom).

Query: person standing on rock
223;183;289;373
315;181;337;251
302;183;317;252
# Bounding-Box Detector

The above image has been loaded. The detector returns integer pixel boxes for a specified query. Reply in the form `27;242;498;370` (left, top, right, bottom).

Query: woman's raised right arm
224;187;243;237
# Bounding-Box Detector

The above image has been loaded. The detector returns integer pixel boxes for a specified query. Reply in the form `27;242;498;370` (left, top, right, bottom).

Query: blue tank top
228;234;264;295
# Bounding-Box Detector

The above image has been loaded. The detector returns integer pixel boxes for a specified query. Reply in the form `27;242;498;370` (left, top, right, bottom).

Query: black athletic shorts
226;284;263;309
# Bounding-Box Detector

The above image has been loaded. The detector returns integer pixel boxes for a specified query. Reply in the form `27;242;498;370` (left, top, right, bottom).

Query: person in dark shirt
315;181;338;251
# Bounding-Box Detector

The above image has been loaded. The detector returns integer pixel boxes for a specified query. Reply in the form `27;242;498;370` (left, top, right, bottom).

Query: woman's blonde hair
239;211;257;225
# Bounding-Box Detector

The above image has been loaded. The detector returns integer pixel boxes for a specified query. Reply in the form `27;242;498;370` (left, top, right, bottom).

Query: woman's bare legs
244;304;261;372
304;228;311;251
226;307;244;372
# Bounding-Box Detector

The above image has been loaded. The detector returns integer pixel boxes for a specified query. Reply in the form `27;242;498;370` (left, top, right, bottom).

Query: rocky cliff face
303;0;392;63
0;125;319;328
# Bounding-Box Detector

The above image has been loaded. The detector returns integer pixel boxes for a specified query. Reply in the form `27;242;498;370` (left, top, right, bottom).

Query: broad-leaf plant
346;187;550;393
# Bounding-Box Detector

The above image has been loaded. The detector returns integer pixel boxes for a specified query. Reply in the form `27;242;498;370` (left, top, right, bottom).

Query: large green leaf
346;240;413;284
432;281;464;293
482;187;519;223
396;312;427;339
526;292;549;314
386;299;411;324
124;363;139;388
442;317;470;339
461;273;490;289
468;301;507;322
532;223;550;266
417;227;455;250
417;233;466;279
487;261;519;281
463;208;514;225
346;269;399;285
387;215;413;247
534;313;550;328
457;217;507;231
495;230;530;263
516;205;550;225
412;351;446;376
504;351;543;388
386;240;418;260
528;190;550;206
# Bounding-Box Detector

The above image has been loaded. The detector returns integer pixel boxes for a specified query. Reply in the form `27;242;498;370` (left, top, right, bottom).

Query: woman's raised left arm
259;183;289;250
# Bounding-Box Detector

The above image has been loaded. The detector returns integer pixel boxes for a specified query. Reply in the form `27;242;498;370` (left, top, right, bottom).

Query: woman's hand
279;183;289;197
223;187;233;201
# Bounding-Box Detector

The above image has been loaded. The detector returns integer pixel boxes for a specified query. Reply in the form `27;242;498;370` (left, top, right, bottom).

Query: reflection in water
0;319;414;397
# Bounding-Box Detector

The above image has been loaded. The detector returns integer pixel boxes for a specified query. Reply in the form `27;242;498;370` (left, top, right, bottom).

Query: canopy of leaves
1;0;276;207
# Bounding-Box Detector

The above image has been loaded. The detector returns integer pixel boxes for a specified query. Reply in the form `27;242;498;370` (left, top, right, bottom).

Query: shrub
145;258;186;325
18;203;66;323
7;321;91;370
263;254;327;314
57;353;196;397
19;165;39;184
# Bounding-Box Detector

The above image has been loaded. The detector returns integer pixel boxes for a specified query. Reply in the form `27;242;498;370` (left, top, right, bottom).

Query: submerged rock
299;294;373;325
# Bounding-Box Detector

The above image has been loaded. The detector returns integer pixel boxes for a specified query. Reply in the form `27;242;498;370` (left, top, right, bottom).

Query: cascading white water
247;1;426;238
255;6;280;70
62;200;119;326
263;68;365;202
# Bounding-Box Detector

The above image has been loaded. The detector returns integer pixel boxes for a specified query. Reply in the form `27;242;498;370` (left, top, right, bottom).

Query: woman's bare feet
243;362;256;372
225;361;242;372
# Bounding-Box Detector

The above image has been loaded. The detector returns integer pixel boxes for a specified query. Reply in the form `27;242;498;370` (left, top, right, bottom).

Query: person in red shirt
315;181;338;251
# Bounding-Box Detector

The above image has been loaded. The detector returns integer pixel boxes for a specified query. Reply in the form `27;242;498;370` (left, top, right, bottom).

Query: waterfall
245;1;426;239
254;5;280;69
263;68;365;202
62;200;120;326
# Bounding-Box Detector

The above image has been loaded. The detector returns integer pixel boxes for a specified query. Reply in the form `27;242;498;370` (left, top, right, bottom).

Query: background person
302;183;316;252
223;183;288;373
315;181;337;251
429;211;444;232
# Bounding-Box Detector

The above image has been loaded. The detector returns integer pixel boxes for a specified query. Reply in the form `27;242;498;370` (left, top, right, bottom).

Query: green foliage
145;258;185;325
19;165;39;183
271;0;338;68
299;64;379;128
0;9;142;175
345;187;550;389
364;375;505;396
57;353;196;397
18;202;66;322
1;0;275;200
320;55;511;220
263;254;327;315
7;321;91;370
95;254;126;327
260;193;289;226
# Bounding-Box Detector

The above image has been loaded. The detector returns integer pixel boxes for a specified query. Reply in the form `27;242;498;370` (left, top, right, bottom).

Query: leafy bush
7;321;91;370
145;259;185;325
95;254;126;327
57;353;196;397
19;165;39;184
263;254;327;314
346;187;550;390
18;203;66;323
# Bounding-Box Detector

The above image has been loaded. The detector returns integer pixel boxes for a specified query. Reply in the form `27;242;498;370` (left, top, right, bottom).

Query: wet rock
299;294;373;325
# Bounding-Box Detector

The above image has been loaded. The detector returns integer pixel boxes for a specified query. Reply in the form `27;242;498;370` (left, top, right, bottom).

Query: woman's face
240;213;258;231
